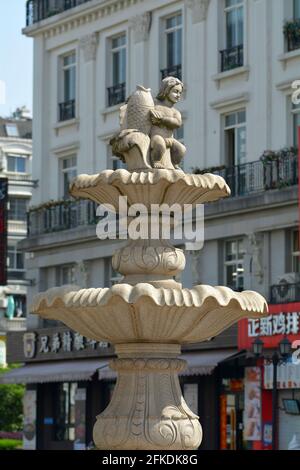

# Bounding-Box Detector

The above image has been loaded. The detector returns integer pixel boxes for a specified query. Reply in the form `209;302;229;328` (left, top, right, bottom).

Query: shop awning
0;359;114;384
0;349;238;384
180;349;238;376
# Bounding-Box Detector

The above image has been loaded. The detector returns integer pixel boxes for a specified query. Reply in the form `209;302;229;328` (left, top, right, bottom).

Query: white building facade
15;0;300;450
22;0;300;325
0;110;34;365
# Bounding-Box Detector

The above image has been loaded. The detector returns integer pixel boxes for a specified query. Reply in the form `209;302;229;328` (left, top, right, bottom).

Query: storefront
1;326;242;450
1;326;116;450
238;303;300;450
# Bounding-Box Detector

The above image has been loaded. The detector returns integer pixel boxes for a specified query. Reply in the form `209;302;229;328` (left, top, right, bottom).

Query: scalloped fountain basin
70;169;231;209
31;283;268;345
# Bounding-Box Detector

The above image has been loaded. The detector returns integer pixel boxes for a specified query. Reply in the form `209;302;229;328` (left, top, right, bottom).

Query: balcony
107;83;126;107
270;283;300;305
284;19;300;52
59;99;76;121
161;64;182;81
220;45;244;72
287;35;300;52
28;199;98;236
26;0;92;26
195;153;298;198
0;317;26;332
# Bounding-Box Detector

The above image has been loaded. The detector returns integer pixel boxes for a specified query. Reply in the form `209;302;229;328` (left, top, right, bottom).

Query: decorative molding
186;0;211;24
79;32;99;62
129;12;151;43
278;48;300;70
212;65;250;89
23;0;147;40
51;141;80;156
210;92;250;111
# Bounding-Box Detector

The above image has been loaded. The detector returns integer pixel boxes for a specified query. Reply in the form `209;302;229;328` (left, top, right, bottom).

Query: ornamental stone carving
129;12;152;43
186;0;211;23
79;32;98;62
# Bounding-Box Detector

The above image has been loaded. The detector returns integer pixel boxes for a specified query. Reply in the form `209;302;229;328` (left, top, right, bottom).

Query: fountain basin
31;283;268;345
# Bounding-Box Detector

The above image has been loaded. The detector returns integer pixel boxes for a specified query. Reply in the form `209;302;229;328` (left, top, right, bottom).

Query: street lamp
252;336;292;450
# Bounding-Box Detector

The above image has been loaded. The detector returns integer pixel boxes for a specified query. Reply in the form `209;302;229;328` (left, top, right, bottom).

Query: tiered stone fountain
31;77;268;450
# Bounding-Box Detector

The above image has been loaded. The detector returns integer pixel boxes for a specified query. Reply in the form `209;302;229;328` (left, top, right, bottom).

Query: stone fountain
31;77;268;450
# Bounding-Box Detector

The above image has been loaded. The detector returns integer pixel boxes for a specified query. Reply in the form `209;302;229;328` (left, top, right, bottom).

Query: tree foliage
0;365;24;432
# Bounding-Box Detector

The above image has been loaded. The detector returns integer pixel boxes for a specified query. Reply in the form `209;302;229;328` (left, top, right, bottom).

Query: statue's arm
160;111;182;130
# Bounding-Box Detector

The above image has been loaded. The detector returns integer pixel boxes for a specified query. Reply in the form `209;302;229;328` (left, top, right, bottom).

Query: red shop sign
238;303;300;350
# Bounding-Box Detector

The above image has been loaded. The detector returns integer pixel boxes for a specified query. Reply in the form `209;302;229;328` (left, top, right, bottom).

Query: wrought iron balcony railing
28;199;98;236
287;35;300;52
59;99;76;121
107;83;126;107
270;282;300;304
161;64;182;81
220;45;244;72
210;154;298;198
26;0;92;26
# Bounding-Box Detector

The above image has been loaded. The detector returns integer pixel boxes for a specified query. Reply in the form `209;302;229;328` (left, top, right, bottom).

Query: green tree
0;365;24;432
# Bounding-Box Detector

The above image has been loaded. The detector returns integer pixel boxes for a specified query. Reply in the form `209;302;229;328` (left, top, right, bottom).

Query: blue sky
0;0;33;117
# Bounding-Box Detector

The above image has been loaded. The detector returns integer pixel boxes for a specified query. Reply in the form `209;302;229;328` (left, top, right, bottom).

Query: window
224;239;245;291
8;198;28;221
5;123;19;138
55;382;77;442
7;155;26;173
56;264;76;286
59;52;76;121
292;102;300;147
224;110;246;166
225;0;243;49
221;0;244;71
7;245;25;278
161;13;182;80
107;34;126;106
294;0;300;19
292;229;300;273
60;155;77;199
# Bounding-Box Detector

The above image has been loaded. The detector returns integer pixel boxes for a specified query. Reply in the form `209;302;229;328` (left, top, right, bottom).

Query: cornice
23;0;146;40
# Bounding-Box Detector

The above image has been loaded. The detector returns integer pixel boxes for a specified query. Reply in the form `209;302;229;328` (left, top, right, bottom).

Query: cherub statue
150;76;186;169
110;77;186;171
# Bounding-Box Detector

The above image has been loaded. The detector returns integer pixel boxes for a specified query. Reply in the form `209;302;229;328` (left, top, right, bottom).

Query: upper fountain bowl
70;169;230;210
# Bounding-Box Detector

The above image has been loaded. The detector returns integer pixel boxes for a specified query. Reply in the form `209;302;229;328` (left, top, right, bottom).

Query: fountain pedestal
94;344;202;450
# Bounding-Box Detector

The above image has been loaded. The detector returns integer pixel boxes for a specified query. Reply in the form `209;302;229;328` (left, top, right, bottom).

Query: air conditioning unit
273;273;300;303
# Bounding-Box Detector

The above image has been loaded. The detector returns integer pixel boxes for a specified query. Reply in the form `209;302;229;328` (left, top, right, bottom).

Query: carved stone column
93;344;202;450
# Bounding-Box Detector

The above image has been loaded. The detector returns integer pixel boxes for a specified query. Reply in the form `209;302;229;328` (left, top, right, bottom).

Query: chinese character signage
0;178;8;286
7;326;112;364
238;304;300;350
244;367;262;441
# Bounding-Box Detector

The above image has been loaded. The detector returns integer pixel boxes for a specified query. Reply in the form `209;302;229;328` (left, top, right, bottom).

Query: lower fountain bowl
31;283;268;345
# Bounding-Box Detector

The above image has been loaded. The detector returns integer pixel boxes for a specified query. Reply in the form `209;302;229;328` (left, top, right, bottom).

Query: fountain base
93;343;202;450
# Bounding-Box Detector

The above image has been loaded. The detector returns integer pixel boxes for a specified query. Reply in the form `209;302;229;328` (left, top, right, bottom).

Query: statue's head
156;76;183;104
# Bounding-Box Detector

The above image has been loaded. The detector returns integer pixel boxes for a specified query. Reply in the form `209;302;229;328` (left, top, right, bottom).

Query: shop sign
244;367;262;442
264;359;300;389
238;304;300;350
23;329;109;359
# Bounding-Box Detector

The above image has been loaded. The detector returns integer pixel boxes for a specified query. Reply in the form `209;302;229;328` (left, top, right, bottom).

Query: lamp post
252;336;292;450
